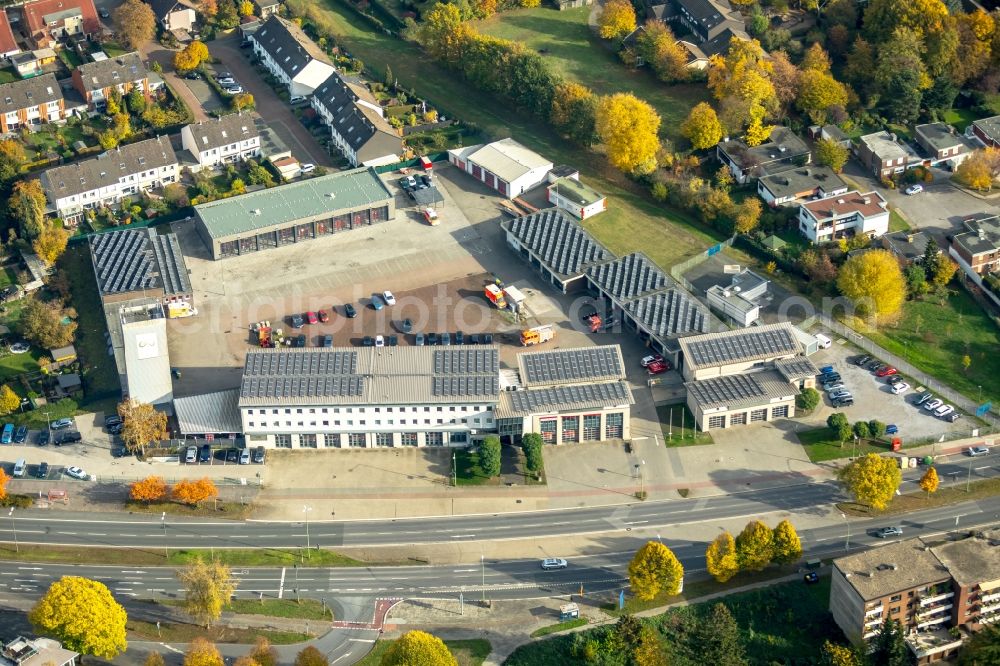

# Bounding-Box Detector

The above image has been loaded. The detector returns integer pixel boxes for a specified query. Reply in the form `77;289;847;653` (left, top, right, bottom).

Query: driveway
207;35;333;167
140;42;210;123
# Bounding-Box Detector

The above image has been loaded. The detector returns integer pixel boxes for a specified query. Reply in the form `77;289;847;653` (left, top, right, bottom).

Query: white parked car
891;382;910;395
374;335;385;347
904;184;924;195
8;342;29;354
934;404;955;418
923;398;944;412
540;558;568;570
382;290;396;306
300;163;316;173
64;466;88;480
224;85;243;95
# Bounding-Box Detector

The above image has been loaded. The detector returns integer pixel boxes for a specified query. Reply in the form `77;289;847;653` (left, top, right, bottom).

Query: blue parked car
886;424;899;435
370;294;384;310
1;424;13;444
819;365;835;375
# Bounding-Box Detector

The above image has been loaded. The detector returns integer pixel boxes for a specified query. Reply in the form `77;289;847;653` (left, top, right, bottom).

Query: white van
815;333;832;349
12;458;26;478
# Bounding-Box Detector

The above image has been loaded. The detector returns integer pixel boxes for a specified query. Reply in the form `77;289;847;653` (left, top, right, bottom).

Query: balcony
906;628;964;660
920;591;954;607
865;615;884;628
865;605;884;617
981;601;1000;615
917;615;950;630
982;591;1000;604
917;603;953;621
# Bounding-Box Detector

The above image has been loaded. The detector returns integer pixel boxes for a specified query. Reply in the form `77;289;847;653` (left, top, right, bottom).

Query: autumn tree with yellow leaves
118;398;168;455
735;520;774;572
174;41;210;72
838;453;903;510
32;221;69;266
177;558;238;628
382;630;458;666
598;0;636;41
772;519;803;565
706;531;739;582
837;250;907;325
0;385;19;416
920;466;940;499
130;476;169;503
184;638;223;666
595;93;660;175
628;541;684;600
29;576;128;658
681;102;724;150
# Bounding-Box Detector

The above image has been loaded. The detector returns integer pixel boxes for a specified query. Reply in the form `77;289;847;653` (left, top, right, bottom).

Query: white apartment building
181;113;262;172
39;136;179;223
239;347;500;449
249;15;335;97
798;190;889;244
311;72;402;167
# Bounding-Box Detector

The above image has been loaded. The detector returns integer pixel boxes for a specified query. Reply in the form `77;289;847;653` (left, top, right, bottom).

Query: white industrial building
705;268;769;327
112;300;173;406
448;138;553;197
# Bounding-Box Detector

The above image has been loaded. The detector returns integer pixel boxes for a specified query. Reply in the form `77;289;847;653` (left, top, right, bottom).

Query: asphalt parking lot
808;336;972;442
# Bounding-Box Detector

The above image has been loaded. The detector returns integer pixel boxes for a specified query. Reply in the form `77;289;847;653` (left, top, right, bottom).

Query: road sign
619;589;625;609
976;402;992;417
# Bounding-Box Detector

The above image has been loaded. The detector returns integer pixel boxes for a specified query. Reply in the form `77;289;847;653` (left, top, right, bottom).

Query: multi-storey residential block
798;191;889;244
180;113;262;172
950;214;1000;276
249;15;334;97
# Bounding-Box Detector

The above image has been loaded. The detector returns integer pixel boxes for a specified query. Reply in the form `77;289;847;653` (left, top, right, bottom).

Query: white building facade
181;114;262;172
798;191;889;244
249;15;335;97
448;138;553;197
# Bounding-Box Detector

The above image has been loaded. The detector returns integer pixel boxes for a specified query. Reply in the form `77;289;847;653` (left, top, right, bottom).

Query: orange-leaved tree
172;478;218;506
130;476;168;503
0;468;9;501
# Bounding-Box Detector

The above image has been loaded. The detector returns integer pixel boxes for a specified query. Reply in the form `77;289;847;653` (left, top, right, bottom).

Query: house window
300;434;317;448
401;433;418;447
274;434;292;449
375;432;393;447
348;433;366;448
426;432;443;446
323;433;340;447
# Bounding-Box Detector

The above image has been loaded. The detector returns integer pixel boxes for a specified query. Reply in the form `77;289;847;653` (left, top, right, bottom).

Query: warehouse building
239;346;500;449
496;345;634;443
678;322;804;381
194;167;395;259
448;138;553;197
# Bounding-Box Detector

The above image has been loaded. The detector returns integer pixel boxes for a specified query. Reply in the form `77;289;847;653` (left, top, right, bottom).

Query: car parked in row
968;446;990;457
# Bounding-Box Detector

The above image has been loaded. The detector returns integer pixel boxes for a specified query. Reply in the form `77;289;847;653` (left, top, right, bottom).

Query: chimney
863;197;871;205
979;228;986;240
837;198;845;204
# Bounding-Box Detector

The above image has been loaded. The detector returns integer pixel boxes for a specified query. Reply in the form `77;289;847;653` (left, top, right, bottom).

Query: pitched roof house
249;15;334;97
310;73;402;168
798;191;889;244
71;52;157;109
181;113;262;172
21;0;100;50
0;73;68;133
716;127;810;184
147;0;198;33
0;12;20;58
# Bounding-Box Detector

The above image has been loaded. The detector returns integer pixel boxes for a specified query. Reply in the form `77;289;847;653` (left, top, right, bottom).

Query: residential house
39;135;179;222
968;115;1000;149
881;230;935;265
252;0;280;18
71;52;155;110
798;191;889;244
147;0;197;34
11;48;57;78
757;165;848;207
672;0;748;57
448;138;553;197
0;636;79;666
20;0;100;50
621;23;710;70
914;122;975;170
830;532;1000;664
249;15;335;97
716;127;811;184
950;213;1000;276
310;72;402;168
555;0;592;8
180;113;262;172
0;12;20;58
809;124;850;148
0;73;67;134
855;131;916;178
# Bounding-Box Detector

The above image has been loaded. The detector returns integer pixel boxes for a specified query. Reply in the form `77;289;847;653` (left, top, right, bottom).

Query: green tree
127;89;147;115
0;385;20;415
796;387;820;411
628;541;684;600
18;299;75;349
550;82;598;145
478;435;501;477
919;466;939;498
614;614;642;651
521;433;543;473
29;576;128;658
837;250;907;325
176;558;238;628
958;624;1000;665
735;520;774;571
706;531;739;582
868;420;887;438
869;618;909;666
853;421;870;439
294;647;329;666
114;0;156;50
926;253;958;289
796;69;848;123
838;453;902;510
381;630;458;666
815;138;849;172
874;29;927;124
681;102;724;150
697;603;747;666
595;93;661;174
9;179;47;239
772;519;802;564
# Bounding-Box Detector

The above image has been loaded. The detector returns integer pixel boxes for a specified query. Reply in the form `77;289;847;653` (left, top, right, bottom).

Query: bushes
521;433;543;473
478;435;501;478
796;388;820;411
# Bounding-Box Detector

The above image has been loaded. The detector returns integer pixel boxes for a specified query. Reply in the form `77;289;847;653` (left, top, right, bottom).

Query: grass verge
889;209;910;232
160;598;334;621
839;477;1000;517
454;447;500;486
126;500;255;520
127;619;312;645
656;404;713;446
530;617;587;637
796;427;908;463
0;544;373;567
354;638;490;666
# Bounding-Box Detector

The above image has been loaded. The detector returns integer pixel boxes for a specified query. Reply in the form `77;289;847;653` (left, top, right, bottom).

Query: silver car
540;558;568;570
923;398;943;412
876;526;903;538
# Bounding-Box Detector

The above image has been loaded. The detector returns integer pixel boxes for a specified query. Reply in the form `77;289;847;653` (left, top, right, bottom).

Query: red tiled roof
23;0;100;39
0;12;18;55
801;191;887;221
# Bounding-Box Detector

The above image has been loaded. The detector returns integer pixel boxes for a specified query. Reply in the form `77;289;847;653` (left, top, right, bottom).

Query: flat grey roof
758;165;846;199
883;231;932;263
501;208;612;281
914;122;971;154
930;530;1000;588
625;288;711;339
707;285;757;313
953;215;1000;257
174;389;242;435
833;539;950;601
90;228;191;298
679;322;802;371
239;347;499;407
586;252;670;302
685;369;796;410
718;127;810;167
773;356;818;382
517;344;625;388
859;131;908;161
195;167;393;240
496;381;633;419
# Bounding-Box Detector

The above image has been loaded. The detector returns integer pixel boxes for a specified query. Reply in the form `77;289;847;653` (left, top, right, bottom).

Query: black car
252;446;265;464
455;331;464;345
36;430;49;446
199;444;211;462
803;572;819;584
13;426;27;444
344;303;357;318
400;318;412;333
388;335;398;346
855;355;871;366
105;414;122;427
34;462;48;479
184;72;201;80
427;332;439;345
419;175;431;187
55;431;82;446
225;448;239;463
239;40;253;49
482;333;493;345
362;336;375;347
323;335;333;348
469;333;480;345
111;447;127;458
107;422;124;435
295;334;306;347
415;333;425;346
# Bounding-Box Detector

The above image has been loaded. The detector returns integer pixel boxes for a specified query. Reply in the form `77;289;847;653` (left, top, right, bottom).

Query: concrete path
140;43;210;123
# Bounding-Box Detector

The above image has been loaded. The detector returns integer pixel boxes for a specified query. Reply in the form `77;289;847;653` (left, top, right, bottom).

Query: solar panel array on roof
774;357;818;379
505;209;610;278
245;350;358;376
91;229;154;294
432;375;498;397
586;253;669;301
627;289;710;338
521;346;622;385
506;382;631;414
686;327;798;367
241;375;364;399
687;374;767;407
433;348;499;375
150;234;191;296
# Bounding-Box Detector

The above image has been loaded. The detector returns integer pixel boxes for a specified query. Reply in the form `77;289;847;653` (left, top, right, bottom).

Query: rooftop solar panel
685;326;798;368
520;346;623;385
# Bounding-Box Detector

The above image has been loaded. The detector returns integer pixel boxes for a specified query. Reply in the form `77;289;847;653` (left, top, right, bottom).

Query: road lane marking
450;535;476;538
331;654;352;664
348;639;375;644
17;567;41;571
278;567;285;599
453;569;476;573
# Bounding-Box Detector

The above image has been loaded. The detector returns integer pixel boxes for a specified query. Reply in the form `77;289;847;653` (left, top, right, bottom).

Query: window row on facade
258;430;470;448
538;412;623;444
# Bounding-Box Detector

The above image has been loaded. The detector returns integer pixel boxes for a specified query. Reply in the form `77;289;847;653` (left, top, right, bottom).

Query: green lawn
57;49;82;69
99;41;128;57
530;617;587;637
796;426;902;463
889;209;910;232
941;108;978;132
162;597;334;620
0;69;17;85
454;447;500;486
168;548;368;567
302;0;726;267
656;404;713;446
0;349;41;381
355;638;490;666
475;7;711;139
860;288;1000;406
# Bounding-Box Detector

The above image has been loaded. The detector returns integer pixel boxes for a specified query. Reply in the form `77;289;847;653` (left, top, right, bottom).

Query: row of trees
130;475;219;506
418;4;661;175
475;434;544;479
706;519;801;583
826;413;889;442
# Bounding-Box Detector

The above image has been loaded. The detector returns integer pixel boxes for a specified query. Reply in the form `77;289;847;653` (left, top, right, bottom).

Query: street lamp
978;386;983;403
480;554;485;603
302;505;313;561
8;508;16;554
634;460;646;497
839;512;850;552
161;511;167;559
